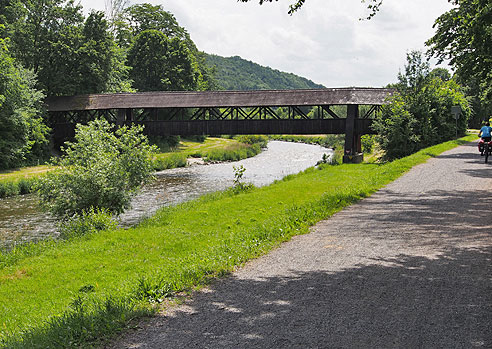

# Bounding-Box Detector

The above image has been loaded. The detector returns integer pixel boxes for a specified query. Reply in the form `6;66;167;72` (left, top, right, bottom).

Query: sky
78;0;454;88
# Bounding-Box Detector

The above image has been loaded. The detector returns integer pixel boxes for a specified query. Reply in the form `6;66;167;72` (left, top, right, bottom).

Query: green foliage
231;165;254;193
116;3;215;91
360;135;376;154
234;135;269;148
0;178;38;198
373;51;470;160
427;0;492;102
59;208;117;240
0;38;49;169
2;2;130;96
0;135;473;347
115;3;192;48
152;153;188;171
204;144;262;162
128;30;196;91
372;94;420;160
206;54;324;90
37;119;157;218
148;135;181;152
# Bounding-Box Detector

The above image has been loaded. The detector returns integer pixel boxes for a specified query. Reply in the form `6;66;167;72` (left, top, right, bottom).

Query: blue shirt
480;126;492;138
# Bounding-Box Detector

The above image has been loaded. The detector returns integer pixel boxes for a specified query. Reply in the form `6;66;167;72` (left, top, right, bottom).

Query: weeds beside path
0;135;480;347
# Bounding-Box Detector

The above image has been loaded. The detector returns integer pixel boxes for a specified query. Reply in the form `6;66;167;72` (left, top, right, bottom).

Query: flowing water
0;141;332;249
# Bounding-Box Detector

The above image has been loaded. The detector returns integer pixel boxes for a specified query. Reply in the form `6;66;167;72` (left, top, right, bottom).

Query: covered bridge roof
45;87;394;112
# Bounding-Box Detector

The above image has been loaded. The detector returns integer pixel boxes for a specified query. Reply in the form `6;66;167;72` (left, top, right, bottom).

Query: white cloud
79;0;453;87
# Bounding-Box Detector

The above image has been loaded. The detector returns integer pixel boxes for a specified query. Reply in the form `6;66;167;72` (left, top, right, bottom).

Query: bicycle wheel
486;145;489;163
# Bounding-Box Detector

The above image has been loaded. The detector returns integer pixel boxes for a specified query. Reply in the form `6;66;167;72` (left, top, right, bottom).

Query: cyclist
479;121;492;142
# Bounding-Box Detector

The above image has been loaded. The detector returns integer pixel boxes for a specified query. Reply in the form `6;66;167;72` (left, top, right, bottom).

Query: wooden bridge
45;87;393;163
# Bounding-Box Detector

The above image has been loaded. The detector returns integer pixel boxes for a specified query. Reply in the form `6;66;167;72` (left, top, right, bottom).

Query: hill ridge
205;54;325;91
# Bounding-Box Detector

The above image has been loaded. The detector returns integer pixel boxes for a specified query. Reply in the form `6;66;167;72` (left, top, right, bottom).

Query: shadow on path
119;247;491;348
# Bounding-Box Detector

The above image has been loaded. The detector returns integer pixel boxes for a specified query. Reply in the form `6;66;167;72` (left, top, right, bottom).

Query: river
0;141;332;249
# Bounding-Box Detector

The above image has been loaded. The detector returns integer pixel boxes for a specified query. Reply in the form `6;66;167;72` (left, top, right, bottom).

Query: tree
127;30;196;91
373;51;470;160
426;0;492;102
0;37;49;169
429;67;451;82
2;1;131;96
37;119;157;218
2;0;84;78
115;3;215;90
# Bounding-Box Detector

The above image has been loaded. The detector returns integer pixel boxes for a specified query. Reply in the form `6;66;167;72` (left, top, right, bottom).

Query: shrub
204;144;261;162
373;51;470;160
148;135;180;152
59;208;117;240
152;153;187;171
0;181;17;197
37;119;157;218
361;135;376;154
234;135;268;148
185;135;206;142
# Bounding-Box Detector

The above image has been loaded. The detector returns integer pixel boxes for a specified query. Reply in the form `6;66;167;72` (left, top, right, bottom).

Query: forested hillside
206;54;324;90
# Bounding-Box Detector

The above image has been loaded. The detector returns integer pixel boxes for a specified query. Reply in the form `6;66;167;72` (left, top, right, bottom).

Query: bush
373;51;470;160
204;144;261;162
37;119;157;218
0;181;17;198
185;135;206;142
152;153;187;171
234;135;268;148
0;177;39;198
148;135;180;152
361;135;375;154
59;208;117;240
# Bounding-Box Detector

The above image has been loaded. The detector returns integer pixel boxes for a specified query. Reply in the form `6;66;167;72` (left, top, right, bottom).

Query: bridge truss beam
47;88;392;163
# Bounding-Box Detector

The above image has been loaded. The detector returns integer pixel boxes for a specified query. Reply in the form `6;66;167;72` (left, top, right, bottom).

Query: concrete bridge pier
343;104;363;164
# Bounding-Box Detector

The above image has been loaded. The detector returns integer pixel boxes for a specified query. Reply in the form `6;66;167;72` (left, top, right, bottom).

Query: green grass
0;135;475;348
0;166;52;198
152;137;263;170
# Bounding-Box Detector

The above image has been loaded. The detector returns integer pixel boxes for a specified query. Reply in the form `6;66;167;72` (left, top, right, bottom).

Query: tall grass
0;135;475;348
0;177;38;198
152;153;188;171
204;143;262;162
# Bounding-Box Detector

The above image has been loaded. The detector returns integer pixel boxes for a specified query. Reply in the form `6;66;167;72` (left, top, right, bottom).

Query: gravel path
108;142;491;348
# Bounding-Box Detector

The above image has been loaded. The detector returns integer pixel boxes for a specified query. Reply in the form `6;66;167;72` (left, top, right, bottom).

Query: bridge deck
45;88;393;111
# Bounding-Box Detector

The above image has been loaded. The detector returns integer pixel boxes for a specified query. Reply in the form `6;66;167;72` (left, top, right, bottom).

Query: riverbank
0;137;264;198
0;165;50;198
0;135;474;348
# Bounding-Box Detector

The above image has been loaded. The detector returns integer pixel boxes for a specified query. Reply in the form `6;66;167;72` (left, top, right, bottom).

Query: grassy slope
0;135;475;346
0;166;51;181
156;137;239;159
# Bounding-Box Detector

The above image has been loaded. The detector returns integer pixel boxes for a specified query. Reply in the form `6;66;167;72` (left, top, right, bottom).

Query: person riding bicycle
479;121;492;142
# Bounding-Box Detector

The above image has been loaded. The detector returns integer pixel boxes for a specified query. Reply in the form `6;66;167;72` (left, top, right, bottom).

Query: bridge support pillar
116;108;133;126
343;104;363;164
